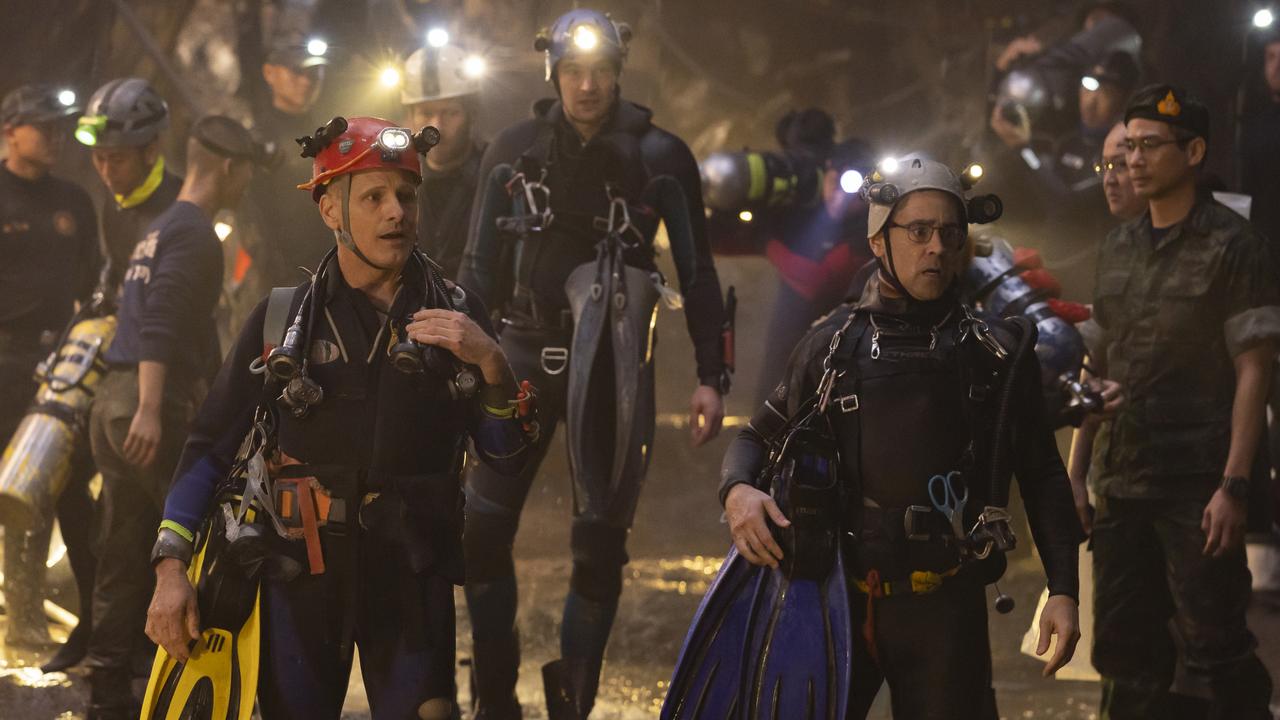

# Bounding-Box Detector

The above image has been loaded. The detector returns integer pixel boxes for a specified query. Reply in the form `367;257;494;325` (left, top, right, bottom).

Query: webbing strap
262;286;300;359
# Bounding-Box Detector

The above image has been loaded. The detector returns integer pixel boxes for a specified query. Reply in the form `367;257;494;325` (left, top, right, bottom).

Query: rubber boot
542;658;594;720
1207;655;1273;720
470;633;523;719
550;590;616;718
41;618;91;672
466;578;523;719
87;666;140;720
3;523;53;647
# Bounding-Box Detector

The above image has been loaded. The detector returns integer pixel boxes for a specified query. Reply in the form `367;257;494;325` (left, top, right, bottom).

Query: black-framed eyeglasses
1123;136;1189;154
887;221;967;249
1094;158;1129;176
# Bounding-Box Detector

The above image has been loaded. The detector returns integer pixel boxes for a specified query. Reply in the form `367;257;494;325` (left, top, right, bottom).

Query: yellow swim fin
141;513;262;720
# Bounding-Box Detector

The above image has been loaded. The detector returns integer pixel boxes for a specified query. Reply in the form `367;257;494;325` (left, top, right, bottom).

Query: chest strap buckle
836;393;860;413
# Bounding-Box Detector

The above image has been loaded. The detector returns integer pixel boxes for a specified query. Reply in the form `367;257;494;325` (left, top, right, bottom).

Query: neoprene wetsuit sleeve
718;327;826;505
161;297;270;538
458;121;537;312
461;288;534;475
1011;339;1085;601
642;131;727;387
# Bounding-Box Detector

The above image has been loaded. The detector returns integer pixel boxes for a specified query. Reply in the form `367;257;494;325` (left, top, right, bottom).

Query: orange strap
276;476;326;575
862;569;883;666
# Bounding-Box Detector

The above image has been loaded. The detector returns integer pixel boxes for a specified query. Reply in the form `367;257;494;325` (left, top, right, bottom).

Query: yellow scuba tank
0;315;117;532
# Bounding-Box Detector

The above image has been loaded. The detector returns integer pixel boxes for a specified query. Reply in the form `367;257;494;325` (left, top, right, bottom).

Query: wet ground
2;259;1280;718
6;424;1280;719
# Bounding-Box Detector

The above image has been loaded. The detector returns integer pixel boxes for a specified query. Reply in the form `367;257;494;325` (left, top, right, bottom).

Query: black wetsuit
418;142;486;279
162;264;532;718
457;97;727;715
720;279;1083;720
0;161;100;648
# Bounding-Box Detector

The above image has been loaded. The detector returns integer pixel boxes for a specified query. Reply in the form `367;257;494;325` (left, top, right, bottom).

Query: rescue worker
227;34;331;339
85;115;262;719
720;156;1084;719
458;8;729;718
144;115;535;718
239;35;333;296
402;42;488;278
1075;84;1279;719
988;51;1140;299
0;83;100;662
76;78;181;308
706;110;876;403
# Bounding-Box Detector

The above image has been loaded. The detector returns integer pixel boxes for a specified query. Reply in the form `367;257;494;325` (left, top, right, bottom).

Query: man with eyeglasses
988;51;1141;300
1069;121;1147;533
1080;84;1279;719
1093;122;1146;222
712;156;1082;718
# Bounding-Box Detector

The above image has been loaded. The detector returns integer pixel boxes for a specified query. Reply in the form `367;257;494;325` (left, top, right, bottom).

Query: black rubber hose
987;316;1035;506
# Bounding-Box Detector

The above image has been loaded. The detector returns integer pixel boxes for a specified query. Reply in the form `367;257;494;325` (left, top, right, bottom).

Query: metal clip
870;329;882;360
540;347;568;376
972;321;1008;360
835;394;860;413
816;369;840;413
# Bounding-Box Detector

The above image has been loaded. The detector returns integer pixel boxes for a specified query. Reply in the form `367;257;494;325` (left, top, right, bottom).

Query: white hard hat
863;155;1001;238
402;45;482;105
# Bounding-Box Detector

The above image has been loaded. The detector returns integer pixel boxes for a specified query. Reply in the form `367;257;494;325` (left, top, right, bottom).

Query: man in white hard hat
402;43;488;278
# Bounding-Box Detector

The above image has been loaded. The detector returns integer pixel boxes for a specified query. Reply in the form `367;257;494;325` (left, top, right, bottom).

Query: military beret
1124;83;1210;142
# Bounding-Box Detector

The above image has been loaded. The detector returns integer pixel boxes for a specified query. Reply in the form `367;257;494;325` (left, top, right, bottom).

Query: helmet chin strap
335;173;395;272
878;230;919;302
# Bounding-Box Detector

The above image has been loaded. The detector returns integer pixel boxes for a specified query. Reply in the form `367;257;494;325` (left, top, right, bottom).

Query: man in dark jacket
458;8;729;718
0;83;100;662
76;78;181;309
84;115;262;720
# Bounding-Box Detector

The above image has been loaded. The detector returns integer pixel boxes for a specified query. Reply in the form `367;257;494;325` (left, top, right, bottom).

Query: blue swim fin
660;546;851;720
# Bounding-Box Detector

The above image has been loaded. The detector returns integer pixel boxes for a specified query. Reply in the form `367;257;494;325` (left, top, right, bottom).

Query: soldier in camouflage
1075;84;1280;719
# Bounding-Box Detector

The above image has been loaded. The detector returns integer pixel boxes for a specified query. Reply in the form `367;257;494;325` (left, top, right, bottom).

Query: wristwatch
150;527;194;567
1220;475;1251;503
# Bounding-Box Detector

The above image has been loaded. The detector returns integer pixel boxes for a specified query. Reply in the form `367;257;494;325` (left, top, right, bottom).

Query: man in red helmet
143;116;536;718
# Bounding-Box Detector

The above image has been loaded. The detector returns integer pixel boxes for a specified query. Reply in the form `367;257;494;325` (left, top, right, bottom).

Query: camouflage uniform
1090;196;1280;719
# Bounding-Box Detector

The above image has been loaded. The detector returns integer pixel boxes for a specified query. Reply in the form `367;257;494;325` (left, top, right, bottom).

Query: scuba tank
965;236;1100;428
0;313;117;532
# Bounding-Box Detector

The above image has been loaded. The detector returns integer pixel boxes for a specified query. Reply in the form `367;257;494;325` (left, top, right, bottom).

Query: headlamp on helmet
535;9;632;82
572;24;601;51
297;116;440;201
75;114;107;146
378;127;411;153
